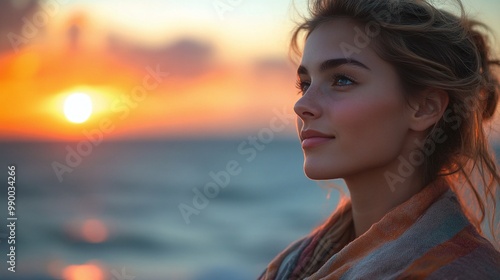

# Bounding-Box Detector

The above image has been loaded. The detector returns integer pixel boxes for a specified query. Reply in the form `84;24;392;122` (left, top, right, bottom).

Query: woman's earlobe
409;89;449;132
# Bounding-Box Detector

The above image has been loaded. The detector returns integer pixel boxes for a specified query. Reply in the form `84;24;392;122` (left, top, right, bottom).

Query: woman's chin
303;166;339;180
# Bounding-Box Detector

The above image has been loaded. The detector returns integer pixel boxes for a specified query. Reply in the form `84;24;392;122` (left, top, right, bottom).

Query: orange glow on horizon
0;41;298;141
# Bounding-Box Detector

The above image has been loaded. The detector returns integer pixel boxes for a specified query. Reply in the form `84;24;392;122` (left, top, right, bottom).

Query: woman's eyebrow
297;58;371;75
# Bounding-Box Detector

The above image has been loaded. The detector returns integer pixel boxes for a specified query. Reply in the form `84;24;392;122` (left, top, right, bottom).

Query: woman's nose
293;90;321;120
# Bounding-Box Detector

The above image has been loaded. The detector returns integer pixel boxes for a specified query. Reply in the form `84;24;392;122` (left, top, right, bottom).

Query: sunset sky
1;0;499;141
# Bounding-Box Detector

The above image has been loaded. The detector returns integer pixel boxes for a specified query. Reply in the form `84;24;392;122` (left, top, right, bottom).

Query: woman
259;0;500;279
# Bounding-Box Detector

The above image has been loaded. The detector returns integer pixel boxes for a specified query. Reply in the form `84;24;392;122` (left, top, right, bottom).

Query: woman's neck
344;165;426;238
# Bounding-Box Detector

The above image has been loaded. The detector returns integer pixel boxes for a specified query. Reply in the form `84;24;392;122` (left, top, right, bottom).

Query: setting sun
64;93;93;123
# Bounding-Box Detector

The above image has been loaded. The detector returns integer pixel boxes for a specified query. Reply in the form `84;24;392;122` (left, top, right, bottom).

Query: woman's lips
300;129;336;149
301;137;335;149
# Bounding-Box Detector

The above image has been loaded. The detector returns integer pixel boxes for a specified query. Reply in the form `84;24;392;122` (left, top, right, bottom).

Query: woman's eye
295;74;355;95
295;80;310;94
332;75;356;87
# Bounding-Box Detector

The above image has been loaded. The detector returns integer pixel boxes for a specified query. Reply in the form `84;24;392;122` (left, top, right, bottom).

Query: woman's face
294;17;413;180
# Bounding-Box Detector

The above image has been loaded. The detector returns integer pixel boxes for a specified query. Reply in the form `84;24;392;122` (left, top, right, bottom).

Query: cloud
0;0;38;53
106;34;216;79
252;57;295;78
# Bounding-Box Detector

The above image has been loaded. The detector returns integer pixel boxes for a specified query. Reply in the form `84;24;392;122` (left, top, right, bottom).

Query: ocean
0;139;340;280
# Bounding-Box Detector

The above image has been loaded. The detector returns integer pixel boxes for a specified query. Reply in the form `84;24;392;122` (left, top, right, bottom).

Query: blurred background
0;0;499;279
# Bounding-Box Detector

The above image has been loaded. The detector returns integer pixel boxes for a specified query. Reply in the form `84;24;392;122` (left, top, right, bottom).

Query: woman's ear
408;88;449;132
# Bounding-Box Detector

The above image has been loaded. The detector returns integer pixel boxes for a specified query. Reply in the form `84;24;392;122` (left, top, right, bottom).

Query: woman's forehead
301;18;378;72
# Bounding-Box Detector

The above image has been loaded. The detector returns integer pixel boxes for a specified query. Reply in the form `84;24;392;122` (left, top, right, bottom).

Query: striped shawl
259;178;500;279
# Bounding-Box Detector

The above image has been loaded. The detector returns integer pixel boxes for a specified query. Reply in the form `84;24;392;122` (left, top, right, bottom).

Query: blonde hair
290;0;500;246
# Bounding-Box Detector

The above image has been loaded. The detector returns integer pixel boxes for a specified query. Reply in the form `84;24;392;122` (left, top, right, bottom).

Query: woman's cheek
329;99;373;131
331;97;404;140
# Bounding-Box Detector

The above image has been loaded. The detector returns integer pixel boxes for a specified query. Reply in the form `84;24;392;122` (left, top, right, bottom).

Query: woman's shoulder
425;245;500;279
409;225;500;279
